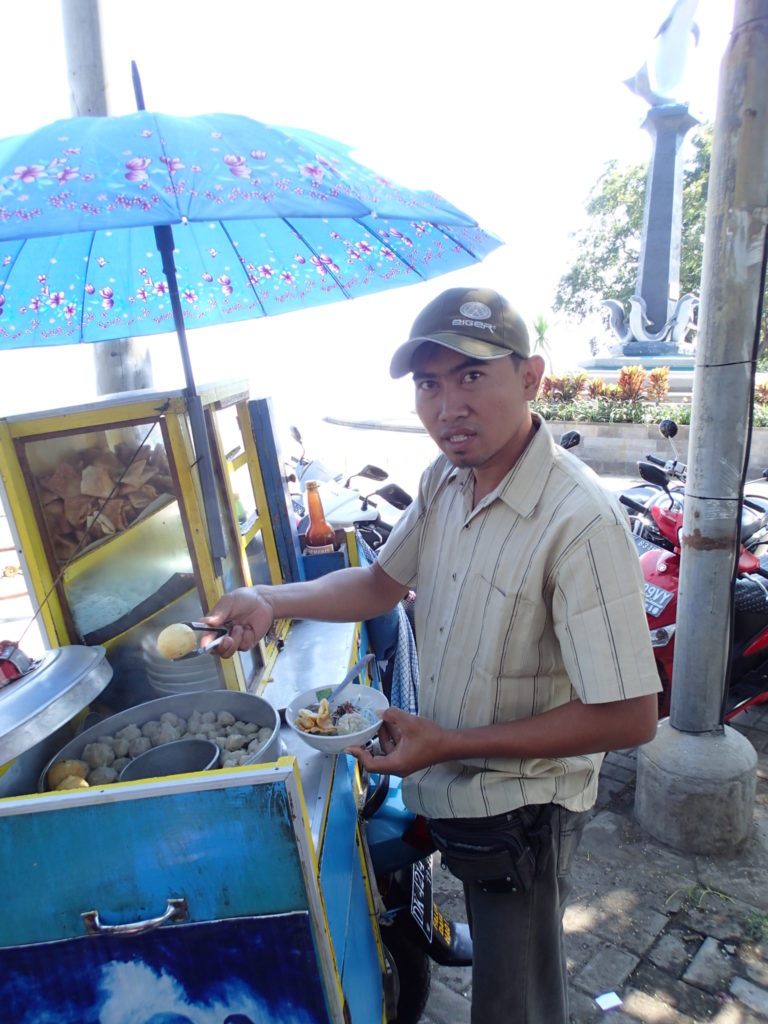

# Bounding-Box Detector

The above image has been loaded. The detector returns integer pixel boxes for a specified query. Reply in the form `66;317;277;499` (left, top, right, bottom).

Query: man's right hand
200;587;274;658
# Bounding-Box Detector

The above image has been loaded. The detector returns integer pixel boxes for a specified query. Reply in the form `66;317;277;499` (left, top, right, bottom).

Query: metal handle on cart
81;897;189;936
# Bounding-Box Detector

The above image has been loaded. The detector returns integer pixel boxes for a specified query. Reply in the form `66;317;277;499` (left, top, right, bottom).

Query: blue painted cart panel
319;755;359;957
320;755;386;1023
0;770;310;947
342;834;386;1023
0;913;332;1024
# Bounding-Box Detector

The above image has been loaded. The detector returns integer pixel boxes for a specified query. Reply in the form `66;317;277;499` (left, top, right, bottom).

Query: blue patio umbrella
0;105;501;561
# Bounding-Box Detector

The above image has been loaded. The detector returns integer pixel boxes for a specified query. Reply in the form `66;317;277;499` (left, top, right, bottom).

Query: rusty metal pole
636;0;767;854
674;1;768;733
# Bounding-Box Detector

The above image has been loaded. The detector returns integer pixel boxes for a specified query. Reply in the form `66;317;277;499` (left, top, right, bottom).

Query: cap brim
389;333;515;378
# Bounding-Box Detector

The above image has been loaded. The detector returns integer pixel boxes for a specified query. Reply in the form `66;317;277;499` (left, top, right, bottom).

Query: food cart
0;381;444;1023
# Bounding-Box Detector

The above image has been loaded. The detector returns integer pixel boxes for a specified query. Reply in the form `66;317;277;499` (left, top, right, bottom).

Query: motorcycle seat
734;562;768;614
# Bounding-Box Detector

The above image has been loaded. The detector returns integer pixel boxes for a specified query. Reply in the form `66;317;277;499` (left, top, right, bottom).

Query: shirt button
452;573;457;581
439;626;444;633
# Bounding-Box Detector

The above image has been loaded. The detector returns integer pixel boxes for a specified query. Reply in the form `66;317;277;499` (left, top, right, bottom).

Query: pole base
635;720;757;856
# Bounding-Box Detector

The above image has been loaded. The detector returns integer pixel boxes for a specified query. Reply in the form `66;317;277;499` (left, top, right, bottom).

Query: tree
531;313;552;369
554;126;712;323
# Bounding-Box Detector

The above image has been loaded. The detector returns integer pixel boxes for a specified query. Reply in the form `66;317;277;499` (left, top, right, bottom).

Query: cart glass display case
0;382;289;707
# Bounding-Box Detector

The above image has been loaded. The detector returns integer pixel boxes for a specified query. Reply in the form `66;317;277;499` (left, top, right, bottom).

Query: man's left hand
345;706;447;776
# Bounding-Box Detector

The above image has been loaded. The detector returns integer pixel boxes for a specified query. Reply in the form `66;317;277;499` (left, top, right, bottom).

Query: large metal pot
39;689;281;792
0;646;113;798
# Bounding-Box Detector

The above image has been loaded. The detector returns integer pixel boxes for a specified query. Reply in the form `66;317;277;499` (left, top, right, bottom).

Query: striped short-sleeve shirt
377;416;660;820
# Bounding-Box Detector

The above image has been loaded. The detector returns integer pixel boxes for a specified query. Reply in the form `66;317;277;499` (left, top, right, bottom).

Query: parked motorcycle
359;768;471;1022
284;427;468;1021
287;424;412;551
619;420;768;555
619;424;768;720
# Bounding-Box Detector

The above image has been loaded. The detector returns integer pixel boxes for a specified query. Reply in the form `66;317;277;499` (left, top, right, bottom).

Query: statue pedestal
579;354;695;372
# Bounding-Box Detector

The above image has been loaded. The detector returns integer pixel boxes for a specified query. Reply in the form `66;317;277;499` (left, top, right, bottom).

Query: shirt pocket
457;572;548;684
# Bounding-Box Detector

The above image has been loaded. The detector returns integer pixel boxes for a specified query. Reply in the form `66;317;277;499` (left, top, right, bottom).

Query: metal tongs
176;621;231;659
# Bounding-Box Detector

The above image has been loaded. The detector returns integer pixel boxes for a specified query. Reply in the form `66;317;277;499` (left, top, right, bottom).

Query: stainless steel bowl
39;689;281;791
119;738;220;781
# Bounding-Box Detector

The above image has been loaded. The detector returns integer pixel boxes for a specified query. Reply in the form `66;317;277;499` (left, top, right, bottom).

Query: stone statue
603;0;701;357
624;0;700;106
604;293;698;355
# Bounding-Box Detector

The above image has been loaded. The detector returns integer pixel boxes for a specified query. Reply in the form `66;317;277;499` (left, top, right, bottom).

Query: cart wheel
382;923;431;1024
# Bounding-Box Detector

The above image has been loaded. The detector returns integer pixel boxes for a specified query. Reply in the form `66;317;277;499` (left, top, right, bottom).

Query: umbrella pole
131;63;226;573
155;224;228;571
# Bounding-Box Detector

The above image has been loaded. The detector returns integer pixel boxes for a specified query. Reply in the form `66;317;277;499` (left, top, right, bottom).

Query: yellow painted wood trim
235;401;282;582
241;520;262;546
163;411;249;693
344;527;360;568
282;756;348;1021
0;422;68;644
164;412;211;584
4;398;186;438
253;617;291;694
355;824;389;1007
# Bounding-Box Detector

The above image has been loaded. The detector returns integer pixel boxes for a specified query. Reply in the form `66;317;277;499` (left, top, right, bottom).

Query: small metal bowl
119;738;220;782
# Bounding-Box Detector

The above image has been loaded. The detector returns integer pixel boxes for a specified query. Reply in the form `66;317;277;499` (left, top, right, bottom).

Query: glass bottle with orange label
304;480;337;554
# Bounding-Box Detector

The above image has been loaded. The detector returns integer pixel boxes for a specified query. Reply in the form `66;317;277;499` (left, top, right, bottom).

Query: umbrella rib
352;218;426;281
149;111;185;224
432;222;487;260
217;222;268;316
283;219;354;298
78;232;99;342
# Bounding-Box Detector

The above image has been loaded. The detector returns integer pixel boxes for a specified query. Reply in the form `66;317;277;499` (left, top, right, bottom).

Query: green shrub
534;364;767;424
532;398;692;425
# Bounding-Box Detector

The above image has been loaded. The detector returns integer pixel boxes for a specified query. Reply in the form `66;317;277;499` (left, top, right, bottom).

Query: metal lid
0;646;112;764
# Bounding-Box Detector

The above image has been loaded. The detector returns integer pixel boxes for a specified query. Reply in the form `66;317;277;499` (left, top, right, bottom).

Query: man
204;286;660;1024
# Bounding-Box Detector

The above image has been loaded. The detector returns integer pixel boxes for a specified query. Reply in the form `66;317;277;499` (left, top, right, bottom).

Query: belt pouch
429;806;552;893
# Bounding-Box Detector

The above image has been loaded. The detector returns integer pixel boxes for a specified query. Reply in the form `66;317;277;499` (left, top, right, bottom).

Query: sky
0;0;736;439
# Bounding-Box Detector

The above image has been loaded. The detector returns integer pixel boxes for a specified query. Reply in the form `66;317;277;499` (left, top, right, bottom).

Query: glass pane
21;422;194;641
230;460;258;529
63;499;194;638
24;422;175;566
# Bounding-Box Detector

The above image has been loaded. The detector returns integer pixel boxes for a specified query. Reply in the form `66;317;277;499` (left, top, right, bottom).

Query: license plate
410;856;433;942
633;534;662;556
644;582;675;617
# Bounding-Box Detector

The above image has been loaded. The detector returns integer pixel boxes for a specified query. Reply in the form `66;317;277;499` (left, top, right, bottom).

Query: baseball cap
389;287;531;378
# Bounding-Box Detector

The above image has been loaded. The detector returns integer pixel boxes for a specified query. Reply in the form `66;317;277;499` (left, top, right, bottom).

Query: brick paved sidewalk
419;705;768;1023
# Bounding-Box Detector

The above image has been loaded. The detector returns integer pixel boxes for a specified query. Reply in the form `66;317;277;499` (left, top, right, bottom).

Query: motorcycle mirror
345;464;389;487
659;419;678;439
374;483;413;511
638;462;671;490
559;429;581;450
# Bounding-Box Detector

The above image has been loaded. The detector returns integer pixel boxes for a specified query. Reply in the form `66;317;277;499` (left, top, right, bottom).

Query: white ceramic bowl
285;683;389;754
146;677;216;696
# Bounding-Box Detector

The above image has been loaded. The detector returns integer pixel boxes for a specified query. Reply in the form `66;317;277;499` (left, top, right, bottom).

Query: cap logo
459;301;492;320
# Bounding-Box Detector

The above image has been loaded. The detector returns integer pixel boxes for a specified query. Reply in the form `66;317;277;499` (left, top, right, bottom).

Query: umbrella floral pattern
0;112;501;347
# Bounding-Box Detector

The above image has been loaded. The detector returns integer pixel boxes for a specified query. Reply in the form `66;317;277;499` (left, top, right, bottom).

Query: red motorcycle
621;475;768;720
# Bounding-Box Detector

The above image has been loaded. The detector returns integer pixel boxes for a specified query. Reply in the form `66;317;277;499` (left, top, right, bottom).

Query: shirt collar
497;415;556;516
445;414;557;517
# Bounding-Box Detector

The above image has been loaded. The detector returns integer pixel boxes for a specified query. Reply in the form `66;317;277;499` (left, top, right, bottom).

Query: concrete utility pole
60;0;153;394
635;0;767;855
